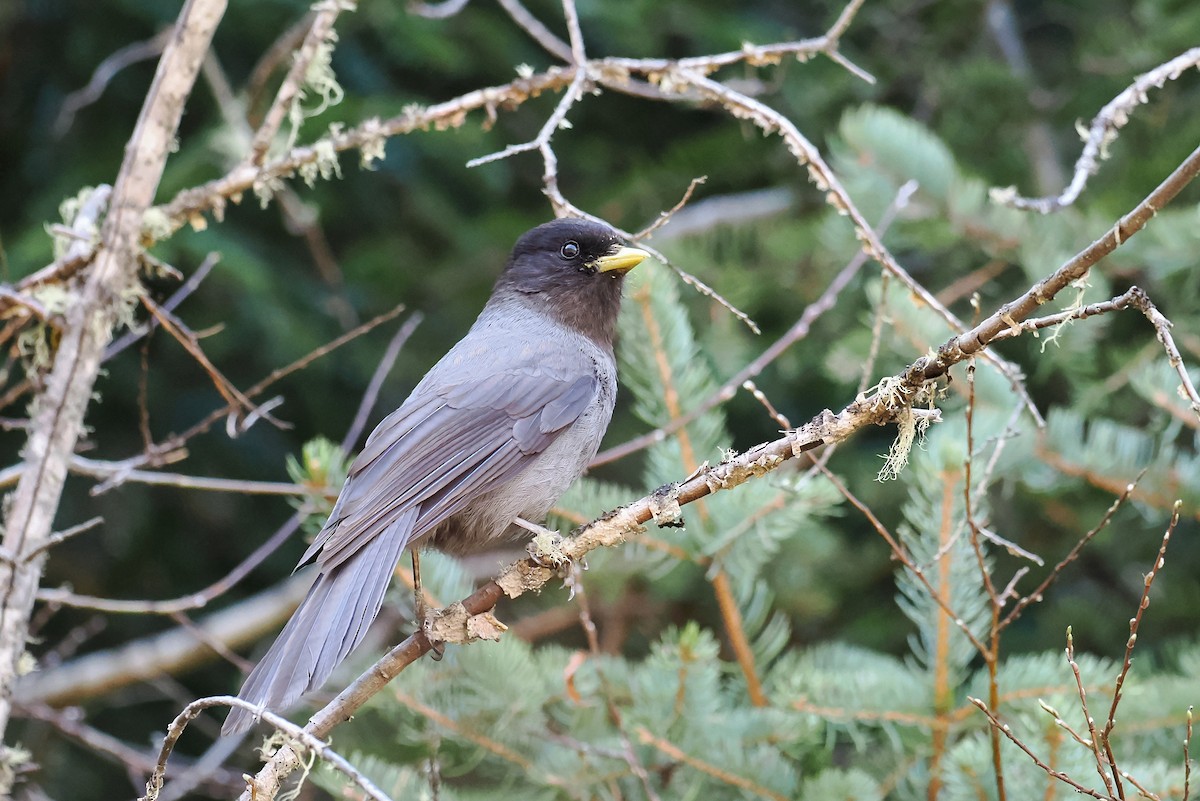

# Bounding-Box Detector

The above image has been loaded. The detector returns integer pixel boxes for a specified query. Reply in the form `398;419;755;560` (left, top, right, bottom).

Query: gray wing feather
226;337;601;735
222;506;416;735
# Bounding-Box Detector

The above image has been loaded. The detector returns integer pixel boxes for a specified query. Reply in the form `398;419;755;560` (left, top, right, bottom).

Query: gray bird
223;219;647;734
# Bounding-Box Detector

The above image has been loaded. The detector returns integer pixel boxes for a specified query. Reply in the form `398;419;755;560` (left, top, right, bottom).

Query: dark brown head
494;219;649;347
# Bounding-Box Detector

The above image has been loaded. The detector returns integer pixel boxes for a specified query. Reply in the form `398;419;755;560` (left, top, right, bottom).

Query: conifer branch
634;727;791;801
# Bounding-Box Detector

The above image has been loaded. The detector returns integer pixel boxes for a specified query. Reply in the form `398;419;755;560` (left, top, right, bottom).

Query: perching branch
233;120;1200;794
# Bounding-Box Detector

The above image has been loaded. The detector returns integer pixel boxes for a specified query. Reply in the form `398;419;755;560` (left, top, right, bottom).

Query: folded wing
224;349;598;735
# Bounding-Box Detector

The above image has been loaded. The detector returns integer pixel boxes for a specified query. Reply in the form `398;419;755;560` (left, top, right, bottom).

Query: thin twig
53;29;173;137
141;695;392;801
1184;706;1193;801
495;0;572;62
996;47;1200;212
408;0;471;20
245;1;349;166
634;727;789;801
105;252;220;360
20;517;104;563
142;296;285;432
17;703;240;793
818;464;989;656
962;360;1008;801
634;176;708;241
999;475;1142;632
342;312;424;451
970;697;1110;800
591;180;916;467
35;515;303;615
1099;503;1180;796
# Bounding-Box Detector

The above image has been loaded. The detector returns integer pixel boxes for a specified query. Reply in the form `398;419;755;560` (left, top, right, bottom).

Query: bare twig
1066;628;1120;798
593;180;916;467
817;464;988;656
495;0;572;62
0;0;227;747
141;695;392;801
1185;706;1193;801
20;517;104;563
245;1;350;166
142;296;286;433
35;515;304;616
996;47;1200;212
635;727;789;801
105;252;220;360
634;176;708;240
53;29;173;137
17;573;310;706
1127;290;1200;425
408;0;471;20
17;703;241;794
342;311;425;451
1098;503;1180;797
970;697;1110;800
92;304;406;483
999;476;1141;632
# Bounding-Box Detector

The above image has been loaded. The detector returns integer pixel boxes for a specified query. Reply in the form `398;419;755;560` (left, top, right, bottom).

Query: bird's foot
516;517;572;576
420;613;444;657
414;588;445;661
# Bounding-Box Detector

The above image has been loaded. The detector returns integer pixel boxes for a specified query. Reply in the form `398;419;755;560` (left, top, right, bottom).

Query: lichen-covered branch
0;0;227;759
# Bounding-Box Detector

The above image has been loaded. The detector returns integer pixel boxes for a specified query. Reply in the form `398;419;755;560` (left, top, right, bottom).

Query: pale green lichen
356;118;387;170
285;29;345;153
0;744;34;796
140;207;173;244
16;284;75;371
253;173;287;209
1043;273;1092;351
875;380;939;481
297;137;342;187
49;186;102;260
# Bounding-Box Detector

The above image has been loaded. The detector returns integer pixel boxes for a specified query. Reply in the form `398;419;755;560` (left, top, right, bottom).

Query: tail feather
223;510;416;736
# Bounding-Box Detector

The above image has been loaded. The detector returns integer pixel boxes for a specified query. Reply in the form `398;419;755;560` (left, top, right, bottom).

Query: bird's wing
303;353;600;571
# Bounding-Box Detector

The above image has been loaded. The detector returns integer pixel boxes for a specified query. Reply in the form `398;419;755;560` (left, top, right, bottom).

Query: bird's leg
411;550;444;660
515;516;572;575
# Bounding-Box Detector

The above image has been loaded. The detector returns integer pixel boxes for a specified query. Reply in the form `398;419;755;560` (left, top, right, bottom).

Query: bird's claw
527;530;572;575
421;612;446;660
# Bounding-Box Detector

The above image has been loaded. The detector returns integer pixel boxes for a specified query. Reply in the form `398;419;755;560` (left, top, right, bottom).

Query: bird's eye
559;241;580;260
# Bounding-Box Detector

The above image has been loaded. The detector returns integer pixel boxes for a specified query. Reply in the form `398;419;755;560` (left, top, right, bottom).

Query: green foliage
286;436;352;536
317;259;1194;801
4;1;1200;798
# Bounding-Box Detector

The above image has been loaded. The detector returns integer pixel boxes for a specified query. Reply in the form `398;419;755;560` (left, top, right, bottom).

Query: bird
223;218;648;735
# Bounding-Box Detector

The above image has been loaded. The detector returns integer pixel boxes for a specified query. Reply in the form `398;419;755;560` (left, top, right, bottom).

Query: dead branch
996;46;1200;213
141;695;390;801
15;573;310;706
0;0;227;754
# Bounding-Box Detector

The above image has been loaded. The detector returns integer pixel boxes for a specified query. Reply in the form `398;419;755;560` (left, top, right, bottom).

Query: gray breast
424;317;616;555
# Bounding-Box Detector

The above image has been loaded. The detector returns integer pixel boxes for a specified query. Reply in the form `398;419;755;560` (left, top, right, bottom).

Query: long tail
222;513;413;735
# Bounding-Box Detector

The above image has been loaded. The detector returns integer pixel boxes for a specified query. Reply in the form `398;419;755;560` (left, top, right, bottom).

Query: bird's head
496;218;649;346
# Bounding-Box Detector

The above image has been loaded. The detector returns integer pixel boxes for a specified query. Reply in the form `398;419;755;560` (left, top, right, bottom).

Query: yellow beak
594;246;650;274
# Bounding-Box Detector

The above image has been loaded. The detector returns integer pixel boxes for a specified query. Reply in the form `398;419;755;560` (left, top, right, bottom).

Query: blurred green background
1;0;1198;797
